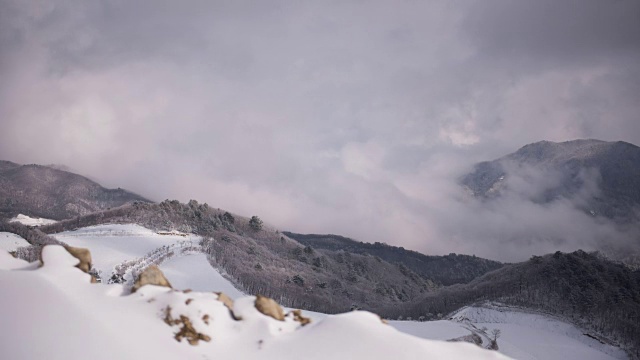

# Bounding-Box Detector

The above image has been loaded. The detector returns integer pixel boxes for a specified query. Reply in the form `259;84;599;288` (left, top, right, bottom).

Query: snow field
54;224;202;279
159;253;246;299
0;245;510;360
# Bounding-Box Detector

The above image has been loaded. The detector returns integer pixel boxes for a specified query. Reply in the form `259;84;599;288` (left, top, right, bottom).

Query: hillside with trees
0;161;150;221
39;200;437;313
378;250;640;358
284;232;503;286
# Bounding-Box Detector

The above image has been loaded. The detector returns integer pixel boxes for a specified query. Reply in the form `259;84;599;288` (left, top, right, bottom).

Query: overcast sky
1;0;639;260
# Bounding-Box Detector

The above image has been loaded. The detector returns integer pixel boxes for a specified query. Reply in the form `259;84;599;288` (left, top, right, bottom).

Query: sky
1;0;639;261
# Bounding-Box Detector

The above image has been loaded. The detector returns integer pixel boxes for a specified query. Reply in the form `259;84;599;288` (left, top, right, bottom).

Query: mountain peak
462;138;640;220
0;160;151;221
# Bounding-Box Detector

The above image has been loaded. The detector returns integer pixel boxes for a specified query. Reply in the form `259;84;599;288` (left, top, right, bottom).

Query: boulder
132;265;172;292
63;246;92;273
254;295;284;321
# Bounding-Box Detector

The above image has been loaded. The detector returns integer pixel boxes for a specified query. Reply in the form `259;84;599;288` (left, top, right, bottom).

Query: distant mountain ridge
461;139;640;221
0;160;151;221
283;232;503;286
1;157;638;356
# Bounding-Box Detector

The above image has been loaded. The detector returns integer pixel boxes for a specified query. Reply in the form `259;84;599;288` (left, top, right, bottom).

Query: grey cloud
1;0;639;261
463;0;640;68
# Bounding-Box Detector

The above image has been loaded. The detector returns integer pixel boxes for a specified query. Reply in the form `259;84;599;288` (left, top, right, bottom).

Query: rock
289;309;311;326
215;292;234;310
254;295;285;321
63;246;92;273
39;245;93;280
132;265;172;292
163;306;211;346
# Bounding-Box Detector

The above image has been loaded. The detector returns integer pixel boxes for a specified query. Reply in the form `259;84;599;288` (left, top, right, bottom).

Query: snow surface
0;232;30;252
388;306;627;360
10;214;57;226
449;305;627;360
54;224;202;278
159;253;246;299
0;245;509;360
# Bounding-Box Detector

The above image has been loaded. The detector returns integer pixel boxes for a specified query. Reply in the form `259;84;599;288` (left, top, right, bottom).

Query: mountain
0;161;151;221
6;224;617;360
283;232;503;286
38;200;439;313
0;245;509;360
3;158;638;357
461;139;640;221
379;250;640;357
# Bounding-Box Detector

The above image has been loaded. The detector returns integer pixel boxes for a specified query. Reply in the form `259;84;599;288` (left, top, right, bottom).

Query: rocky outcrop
64;246;92;273
254;295;285;321
132;265;172;292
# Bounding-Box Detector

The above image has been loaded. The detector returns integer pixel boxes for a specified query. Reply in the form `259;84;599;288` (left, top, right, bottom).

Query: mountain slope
40;201;438;313
380;250;640;358
284;232;503;286
461;139;640;221
16;223;621;360
0;161;151;221
0;246;509;360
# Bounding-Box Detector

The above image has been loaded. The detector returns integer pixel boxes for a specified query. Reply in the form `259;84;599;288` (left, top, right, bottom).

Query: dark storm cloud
1;0;639;261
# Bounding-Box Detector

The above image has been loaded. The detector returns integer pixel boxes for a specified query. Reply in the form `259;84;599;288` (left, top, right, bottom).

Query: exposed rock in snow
132;265;172;292
215;292;235;310
289;309;312;326
62;246;92;273
254;294;285;321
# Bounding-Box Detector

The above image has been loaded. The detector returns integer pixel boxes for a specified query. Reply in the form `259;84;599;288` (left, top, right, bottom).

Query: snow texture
0;232;30;252
159;253;246;299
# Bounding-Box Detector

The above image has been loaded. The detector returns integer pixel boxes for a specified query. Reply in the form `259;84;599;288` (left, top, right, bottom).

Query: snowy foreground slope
45;225;627;359
0;246;507;360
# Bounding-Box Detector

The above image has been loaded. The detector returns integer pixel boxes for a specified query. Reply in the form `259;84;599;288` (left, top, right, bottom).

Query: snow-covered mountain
1;224;628;359
0;160;150;221
461;139;640;221
0;228;509;360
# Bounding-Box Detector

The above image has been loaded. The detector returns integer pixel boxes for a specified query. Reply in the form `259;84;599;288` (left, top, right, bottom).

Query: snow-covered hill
36;224;628;359
0;245;508;360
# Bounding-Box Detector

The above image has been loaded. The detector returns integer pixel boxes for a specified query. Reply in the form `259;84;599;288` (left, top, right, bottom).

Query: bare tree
491;329;501;341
